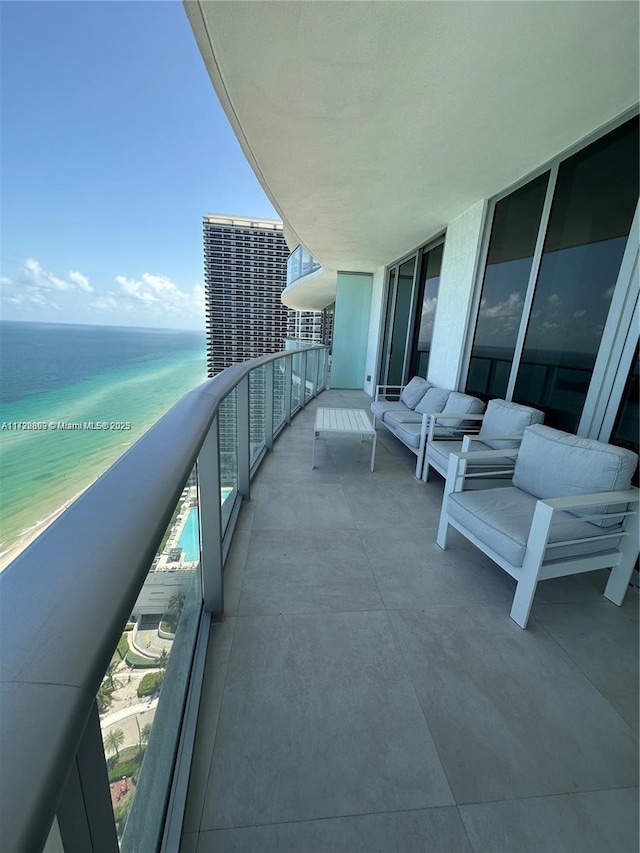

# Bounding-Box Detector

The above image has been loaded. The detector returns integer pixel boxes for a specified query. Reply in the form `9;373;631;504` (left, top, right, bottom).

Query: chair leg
510;572;538;629
604;510;639;605
422;460;430;482
436;513;449;549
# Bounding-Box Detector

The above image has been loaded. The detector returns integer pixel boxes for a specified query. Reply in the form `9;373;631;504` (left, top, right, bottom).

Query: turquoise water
177;507;200;562
0;322;207;558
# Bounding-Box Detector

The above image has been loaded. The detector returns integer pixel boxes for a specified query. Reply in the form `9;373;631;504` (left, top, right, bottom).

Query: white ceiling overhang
185;1;639;309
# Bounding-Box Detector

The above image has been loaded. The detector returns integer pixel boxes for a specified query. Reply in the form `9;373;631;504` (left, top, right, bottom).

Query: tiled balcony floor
181;390;639;853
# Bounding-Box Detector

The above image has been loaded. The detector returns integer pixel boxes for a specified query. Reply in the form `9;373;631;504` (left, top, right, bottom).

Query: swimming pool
177;507;200;563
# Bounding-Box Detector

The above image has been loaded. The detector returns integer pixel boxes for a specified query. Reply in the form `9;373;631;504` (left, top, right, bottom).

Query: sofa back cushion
400;376;432;409
415;386;450;414
513;424;638;527
436;392;485;428
479;399;544;449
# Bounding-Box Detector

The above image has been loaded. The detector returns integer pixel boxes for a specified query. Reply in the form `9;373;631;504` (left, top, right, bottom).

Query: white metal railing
0;344;328;853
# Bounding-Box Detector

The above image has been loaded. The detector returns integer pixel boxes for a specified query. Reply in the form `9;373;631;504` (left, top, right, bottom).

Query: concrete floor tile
362;526;515;609
389;606;639;803
179;831;198;853
197;806;472;852
200;611;453;830
534;596;639;732
238;529;384;615
183;618;237;833
222;530;250;616
460;788;640;853
342;477;442;529
252;481;356;530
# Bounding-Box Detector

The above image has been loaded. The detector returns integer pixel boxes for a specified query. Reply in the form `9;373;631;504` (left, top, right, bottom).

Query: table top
314;407;374;434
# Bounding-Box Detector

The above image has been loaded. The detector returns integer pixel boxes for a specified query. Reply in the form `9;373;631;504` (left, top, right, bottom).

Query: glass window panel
466;172;549;400
387;256;416;386
249;367;266;467
412;243;443;377
273;357;286;432
100;467;202;850
610;345;639;485
305;349;316;400
291;352;302;411
219;389;238;532
514;117;639;431
379;268;397;384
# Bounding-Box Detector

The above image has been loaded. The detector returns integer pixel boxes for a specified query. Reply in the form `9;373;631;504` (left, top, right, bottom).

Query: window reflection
514;116;639;431
466;172;549;400
412;243;443;377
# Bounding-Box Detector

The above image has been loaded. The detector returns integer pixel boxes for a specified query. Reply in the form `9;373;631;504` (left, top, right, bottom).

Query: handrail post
265;362;274;450
198;415;223;616
237;374;251;498
57;701;119;853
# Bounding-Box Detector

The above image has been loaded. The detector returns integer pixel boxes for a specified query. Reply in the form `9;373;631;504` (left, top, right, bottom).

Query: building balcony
3;344;636;853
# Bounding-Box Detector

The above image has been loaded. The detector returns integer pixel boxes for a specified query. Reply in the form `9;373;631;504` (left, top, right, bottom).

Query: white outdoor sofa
437;423;639;628
423;398;544;483
371;377;485;478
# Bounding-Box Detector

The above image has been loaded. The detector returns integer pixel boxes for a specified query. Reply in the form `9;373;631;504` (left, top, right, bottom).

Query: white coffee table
312;407;377;471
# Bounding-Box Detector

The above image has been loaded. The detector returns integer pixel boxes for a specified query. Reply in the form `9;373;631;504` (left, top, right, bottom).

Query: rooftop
180;389;639;853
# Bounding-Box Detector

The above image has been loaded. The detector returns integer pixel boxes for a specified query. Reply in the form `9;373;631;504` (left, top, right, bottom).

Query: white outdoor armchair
423;398;544;483
436;424;639;628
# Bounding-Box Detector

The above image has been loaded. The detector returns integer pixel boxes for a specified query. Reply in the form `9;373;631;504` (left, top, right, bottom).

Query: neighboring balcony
286;244;322;287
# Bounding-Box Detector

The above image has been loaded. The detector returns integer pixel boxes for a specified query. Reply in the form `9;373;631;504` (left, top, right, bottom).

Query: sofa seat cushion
415;386;450;415
400;376;432;409
393;421;423;449
448;486;623;568
438;391;485;428
514;424;638;527
479;400;544;449
371;400;409;421
384;410;423;429
427;439;492;471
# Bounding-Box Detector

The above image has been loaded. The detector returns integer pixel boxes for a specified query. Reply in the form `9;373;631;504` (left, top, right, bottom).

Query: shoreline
0;487;89;572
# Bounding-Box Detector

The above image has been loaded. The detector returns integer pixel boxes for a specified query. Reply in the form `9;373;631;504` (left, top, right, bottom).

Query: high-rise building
203;214;290;377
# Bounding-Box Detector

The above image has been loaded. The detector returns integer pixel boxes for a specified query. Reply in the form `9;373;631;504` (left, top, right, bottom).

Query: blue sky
0;1;277;330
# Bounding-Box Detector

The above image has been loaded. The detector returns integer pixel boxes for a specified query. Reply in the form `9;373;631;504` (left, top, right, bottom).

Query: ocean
0;321;207;560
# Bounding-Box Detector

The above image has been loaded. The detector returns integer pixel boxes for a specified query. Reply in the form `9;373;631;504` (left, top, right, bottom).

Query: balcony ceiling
186;1;639;308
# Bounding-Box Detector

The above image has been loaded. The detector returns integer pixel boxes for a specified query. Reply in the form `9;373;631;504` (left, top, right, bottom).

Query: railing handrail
0;344;328;853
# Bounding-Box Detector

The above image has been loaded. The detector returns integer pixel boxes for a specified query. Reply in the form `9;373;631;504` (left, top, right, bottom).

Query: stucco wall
428;199;487;389
363;267;385;396
331;272;373;389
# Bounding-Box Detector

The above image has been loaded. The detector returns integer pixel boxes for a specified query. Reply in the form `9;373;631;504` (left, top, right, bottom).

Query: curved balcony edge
0;345;328;853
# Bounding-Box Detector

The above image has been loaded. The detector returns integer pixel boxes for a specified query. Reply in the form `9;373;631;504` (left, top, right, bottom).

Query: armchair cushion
479;399;544;449
437;392;485;429
448;486;623;567
415;386;450;415
513;425;638;528
427;438;492;472
393;421;423;449
400;376;432;409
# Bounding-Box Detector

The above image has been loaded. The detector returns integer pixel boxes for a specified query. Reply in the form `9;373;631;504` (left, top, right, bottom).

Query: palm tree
104;728;125;761
105;661;124;693
97;681;113;713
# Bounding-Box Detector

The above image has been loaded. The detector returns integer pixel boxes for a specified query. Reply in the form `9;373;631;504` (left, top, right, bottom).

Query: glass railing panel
273;358;286;432
249;366;266;467
99;467;202;849
286;245;322;287
305;350;316;401
317;348;326;391
291;352;302;413
219;389;238;533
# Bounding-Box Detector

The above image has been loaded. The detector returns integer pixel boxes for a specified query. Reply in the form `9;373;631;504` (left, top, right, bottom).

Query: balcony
2;353;638;853
180;391;638;851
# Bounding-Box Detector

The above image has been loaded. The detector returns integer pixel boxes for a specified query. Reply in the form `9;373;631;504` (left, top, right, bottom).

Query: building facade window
465;114;639;433
379;238;445;386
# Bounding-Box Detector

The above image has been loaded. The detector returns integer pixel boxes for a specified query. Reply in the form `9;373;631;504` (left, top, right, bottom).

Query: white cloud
22;258;93;293
114;272;204;317
479;291;523;318
573;309;586;318
548;293;562;307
